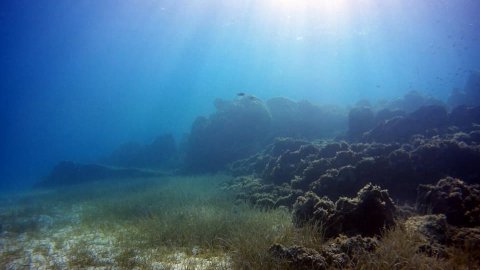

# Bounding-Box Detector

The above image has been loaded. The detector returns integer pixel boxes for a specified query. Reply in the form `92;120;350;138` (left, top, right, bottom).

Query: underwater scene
1;0;480;269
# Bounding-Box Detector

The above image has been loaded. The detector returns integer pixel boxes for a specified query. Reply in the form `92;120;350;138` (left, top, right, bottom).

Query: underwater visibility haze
2;0;479;190
1;0;480;269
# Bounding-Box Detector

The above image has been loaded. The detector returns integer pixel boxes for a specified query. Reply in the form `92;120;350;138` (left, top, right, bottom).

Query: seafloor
1;176;235;269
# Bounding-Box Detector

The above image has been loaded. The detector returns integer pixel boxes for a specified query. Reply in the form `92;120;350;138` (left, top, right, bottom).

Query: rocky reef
270;178;480;269
184;96;346;173
221;98;480;268
32;88;480;268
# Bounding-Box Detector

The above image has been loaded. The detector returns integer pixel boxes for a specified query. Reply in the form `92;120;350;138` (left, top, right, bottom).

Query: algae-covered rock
405;214;450;245
293;183;396;238
320;235;378;267
416;177;480;227
269;235;378;270
269;244;327;270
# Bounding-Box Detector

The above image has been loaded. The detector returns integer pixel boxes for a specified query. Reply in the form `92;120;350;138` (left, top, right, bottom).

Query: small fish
237;92;246;97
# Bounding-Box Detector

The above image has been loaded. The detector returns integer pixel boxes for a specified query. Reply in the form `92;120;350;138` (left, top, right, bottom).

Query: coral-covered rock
294;184;396;238
416;177;480;227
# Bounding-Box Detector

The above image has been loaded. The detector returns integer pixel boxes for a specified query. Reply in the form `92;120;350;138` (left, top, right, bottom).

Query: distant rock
448;70;480;107
184;96;272;172
103;133;177;169
36;161;163;188
385;90;445;113
448;105;480;128
347;106;375;141
364;105;448;143
266;97;347;140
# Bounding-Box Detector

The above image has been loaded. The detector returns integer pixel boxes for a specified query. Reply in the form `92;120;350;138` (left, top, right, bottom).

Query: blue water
1;0;479;191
